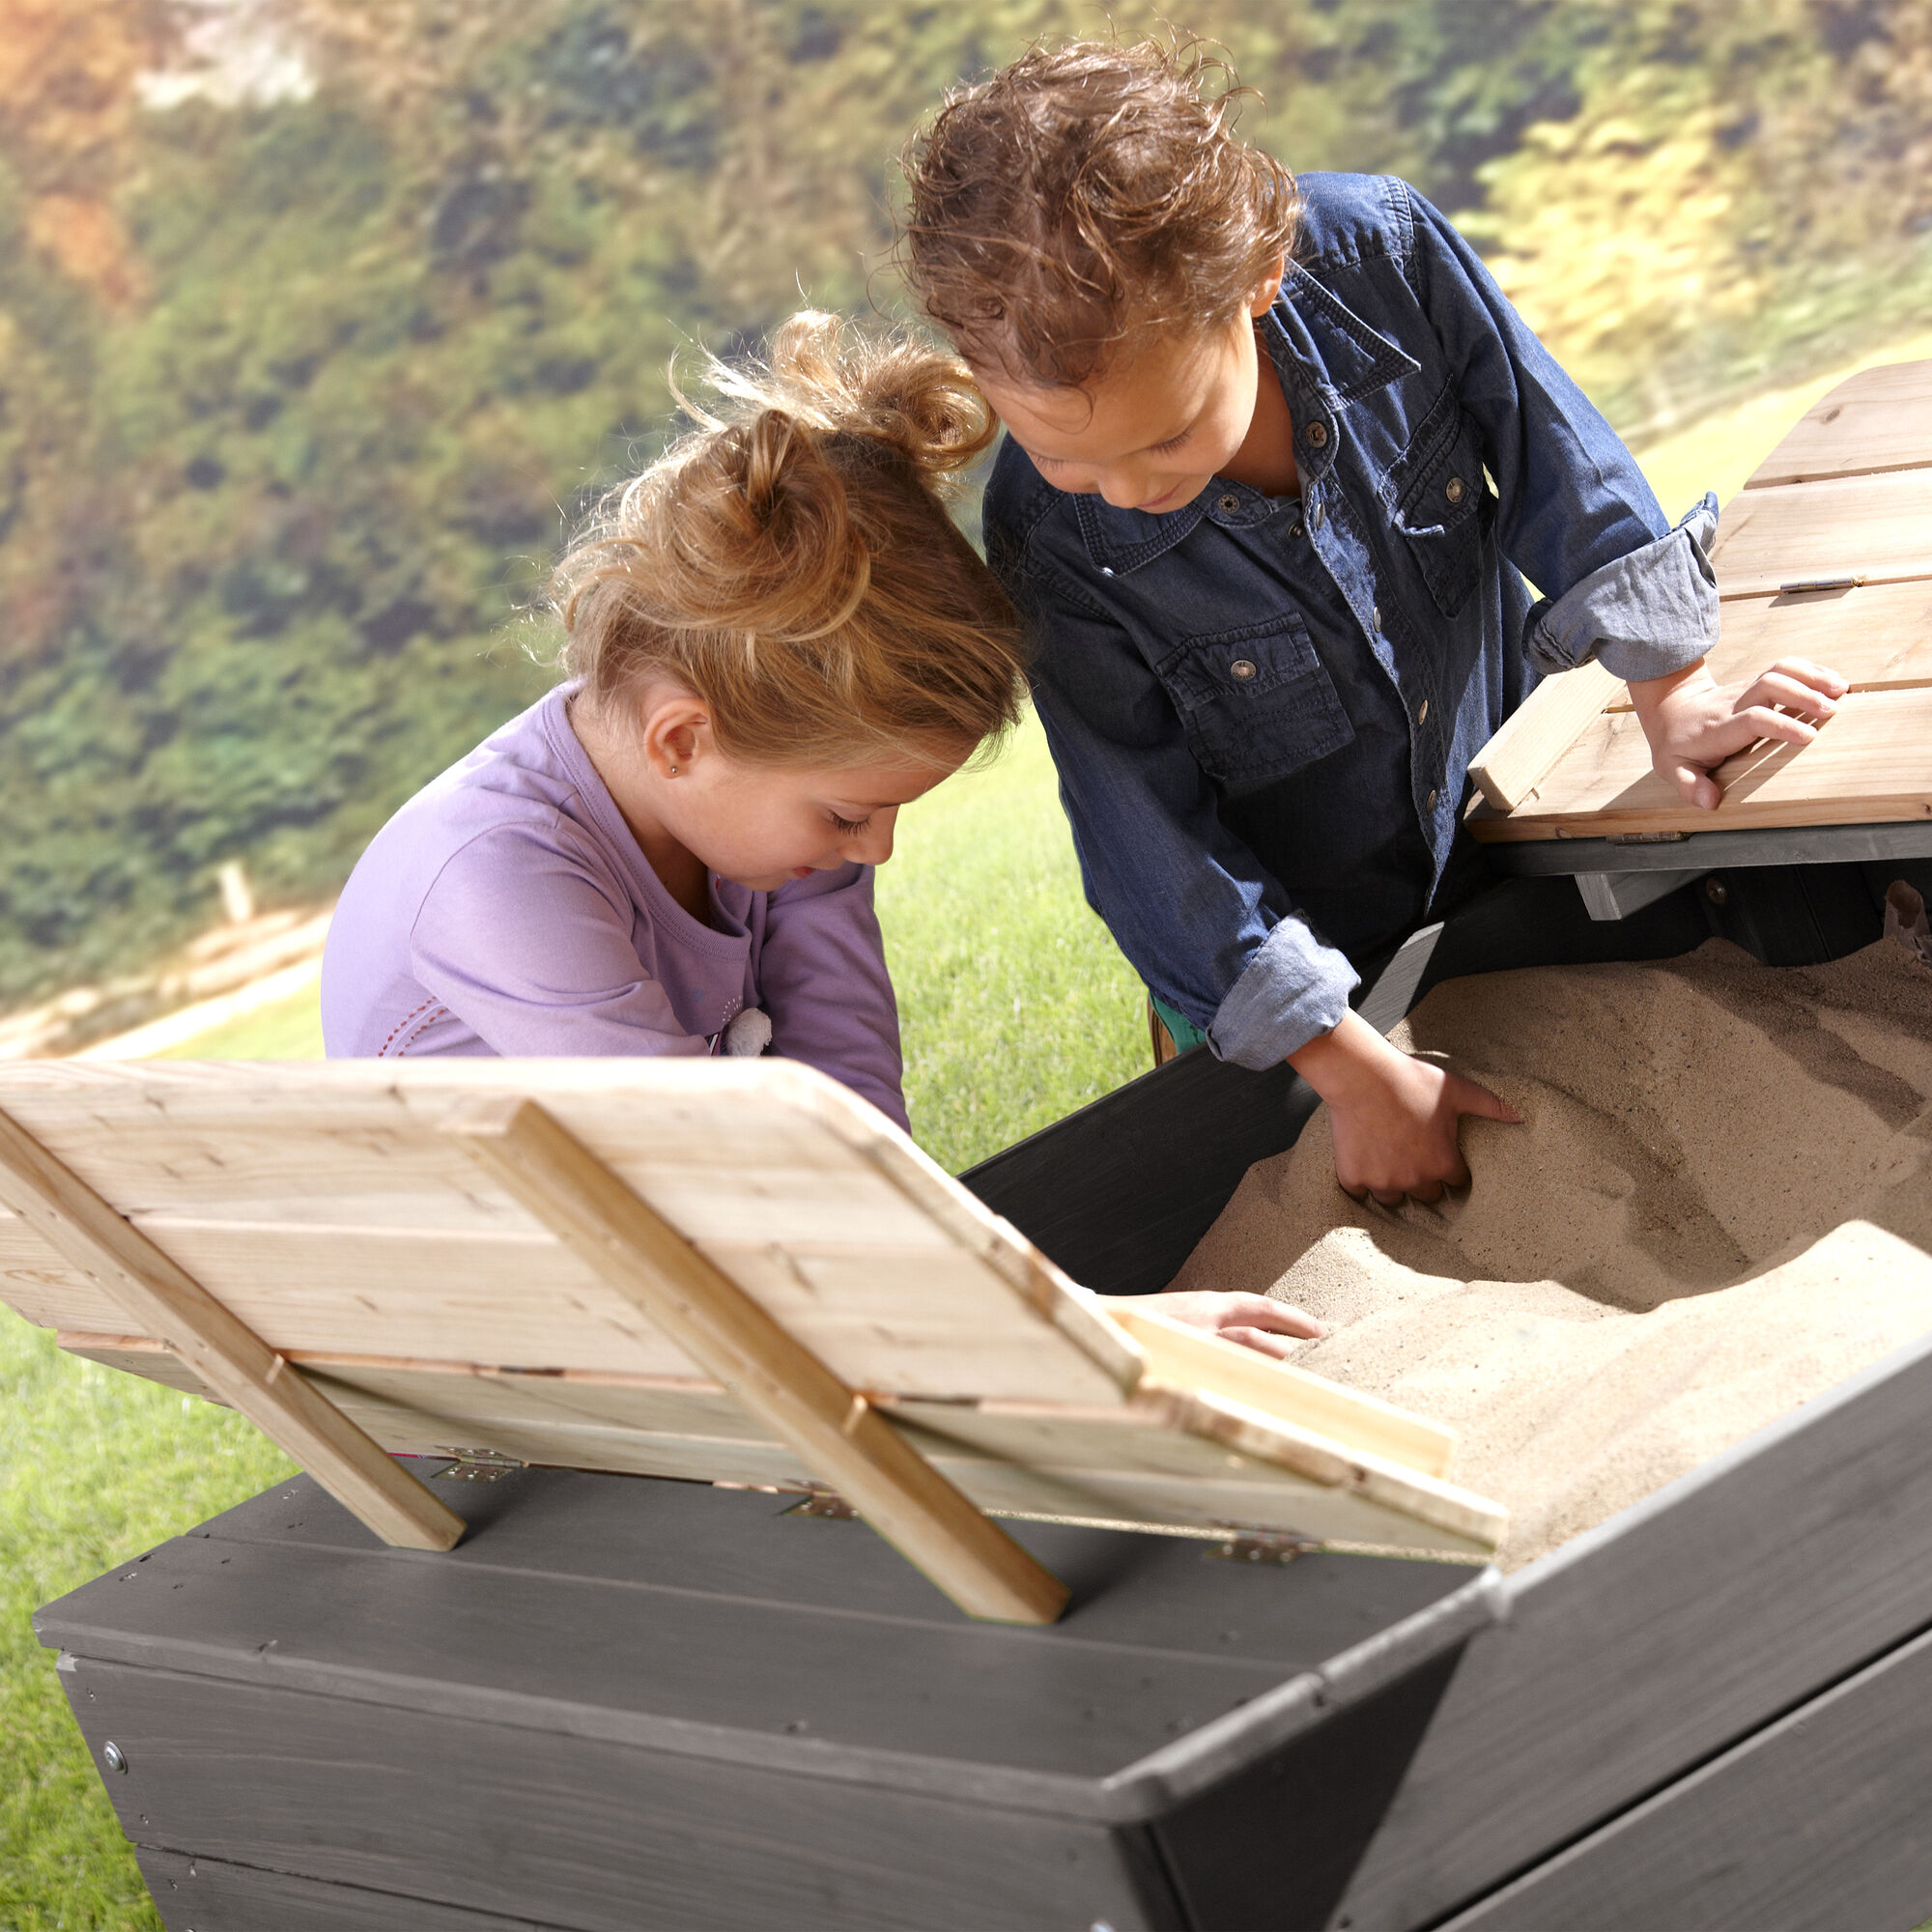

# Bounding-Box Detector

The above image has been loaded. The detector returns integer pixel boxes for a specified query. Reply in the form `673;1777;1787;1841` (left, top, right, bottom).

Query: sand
1171;934;1932;1569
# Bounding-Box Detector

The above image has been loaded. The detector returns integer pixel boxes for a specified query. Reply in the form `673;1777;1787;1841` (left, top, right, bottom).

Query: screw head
102;1741;128;1774
1705;876;1729;905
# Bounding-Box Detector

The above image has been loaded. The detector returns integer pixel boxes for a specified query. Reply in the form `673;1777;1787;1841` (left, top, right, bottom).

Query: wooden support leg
442;1095;1070;1626
0;1105;465;1553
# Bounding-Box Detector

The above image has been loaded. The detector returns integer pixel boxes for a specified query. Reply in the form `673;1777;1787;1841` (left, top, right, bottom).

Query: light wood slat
1100;1302;1457;1477
1744;359;1932;488
0;1106;464;1552
1467;660;1626;810
1604;579;1932;707
441;1094;1071;1625
1467;688;1932;842
48;1222;1122;1402
1;1208;124;1330
0;1059;1136;1405
59;1335;1498;1555
1705;468;1932;600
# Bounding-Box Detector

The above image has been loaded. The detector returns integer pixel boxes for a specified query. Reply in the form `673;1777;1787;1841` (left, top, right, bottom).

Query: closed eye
1151;429;1191;454
829;811;871;836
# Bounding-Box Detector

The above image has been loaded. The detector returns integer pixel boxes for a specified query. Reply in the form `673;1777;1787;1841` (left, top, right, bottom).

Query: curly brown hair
552;312;1027;769
898;36;1301;387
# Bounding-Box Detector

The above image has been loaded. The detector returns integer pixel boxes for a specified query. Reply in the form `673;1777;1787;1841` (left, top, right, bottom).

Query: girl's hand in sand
1151;1291;1326;1358
1289;1010;1520;1206
1628;657;1849;810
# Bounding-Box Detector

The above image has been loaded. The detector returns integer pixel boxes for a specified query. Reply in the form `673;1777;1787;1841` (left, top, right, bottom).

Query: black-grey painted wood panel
138;1849;575;1932
1324;1324;1932;1931
1436;1616;1932;1932
39;1471;1473;1809
80;1658;1172;1932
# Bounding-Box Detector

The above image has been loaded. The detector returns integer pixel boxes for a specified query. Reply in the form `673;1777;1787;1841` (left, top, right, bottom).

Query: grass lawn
4;338;1928;1925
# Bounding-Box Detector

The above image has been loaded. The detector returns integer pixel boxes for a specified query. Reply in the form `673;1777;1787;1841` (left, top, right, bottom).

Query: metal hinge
1207;1531;1317;1566
431;1447;525;1482
783;1492;862;1520
1779;575;1865;595
1606;830;1690;845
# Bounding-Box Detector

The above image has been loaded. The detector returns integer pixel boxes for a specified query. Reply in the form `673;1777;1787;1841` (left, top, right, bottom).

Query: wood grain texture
47;1328;1501;1553
0;1057;1138;1406
1705;466;1932;599
1100;1302;1459;1478
1321;1325;1932;1931
1745;358;1932;487
1438;1619;1932;1931
442;1094;1070;1625
137;1850;578;1932
68;1657;1175;1932
0;1106;464;1553
1604;577;1932;704
1466;660;1626;810
1467;688;1932;841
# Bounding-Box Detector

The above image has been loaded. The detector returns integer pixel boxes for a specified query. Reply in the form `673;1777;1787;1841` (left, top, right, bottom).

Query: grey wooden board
1436;1617;1932;1932
138;1849;574;1932
1318;1321;1932;1931
37;1467;1479;1813
73;1655;1175;1932
40;1465;1498;1931
1481;815;1932;875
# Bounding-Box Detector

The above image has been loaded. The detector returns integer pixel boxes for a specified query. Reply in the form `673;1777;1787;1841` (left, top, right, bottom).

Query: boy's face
977;274;1283;516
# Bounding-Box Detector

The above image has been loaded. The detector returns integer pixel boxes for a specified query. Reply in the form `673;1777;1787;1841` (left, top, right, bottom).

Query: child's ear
1249;254;1287;317
640;695;714;781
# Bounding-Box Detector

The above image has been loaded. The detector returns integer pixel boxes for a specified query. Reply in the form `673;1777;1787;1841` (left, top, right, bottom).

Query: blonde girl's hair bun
553;313;1025;770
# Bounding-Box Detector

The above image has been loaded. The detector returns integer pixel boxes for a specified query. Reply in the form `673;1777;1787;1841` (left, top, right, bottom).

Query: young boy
900;39;1845;1207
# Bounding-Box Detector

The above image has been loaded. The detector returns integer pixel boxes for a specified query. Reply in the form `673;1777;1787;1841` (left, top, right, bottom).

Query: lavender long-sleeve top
320;685;907;1127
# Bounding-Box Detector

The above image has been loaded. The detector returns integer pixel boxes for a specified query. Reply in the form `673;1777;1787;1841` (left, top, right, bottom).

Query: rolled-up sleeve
758;864;908;1130
1406;188;1719;682
1019;562;1359;1068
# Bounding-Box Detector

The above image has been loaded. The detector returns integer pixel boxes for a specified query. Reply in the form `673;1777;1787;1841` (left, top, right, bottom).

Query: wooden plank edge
0;1105;465;1552
441;1094;1070;1625
782;1060;1150;1399
1097;1301;1458;1477
1468;660;1626;811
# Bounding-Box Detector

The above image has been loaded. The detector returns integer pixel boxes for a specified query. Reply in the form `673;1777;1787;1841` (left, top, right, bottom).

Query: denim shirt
983;172;1719;1069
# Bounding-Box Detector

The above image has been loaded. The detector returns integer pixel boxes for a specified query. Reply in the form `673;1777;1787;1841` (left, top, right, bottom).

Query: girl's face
663;739;968;892
976;270;1284;515
574;687;970;895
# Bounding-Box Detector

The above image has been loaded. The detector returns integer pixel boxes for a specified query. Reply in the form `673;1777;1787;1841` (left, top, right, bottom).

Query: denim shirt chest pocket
1386;383;1492;620
1154;611;1356;797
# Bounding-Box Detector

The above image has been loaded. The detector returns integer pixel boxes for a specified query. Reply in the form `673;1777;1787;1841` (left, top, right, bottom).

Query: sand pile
1172;935;1932;1569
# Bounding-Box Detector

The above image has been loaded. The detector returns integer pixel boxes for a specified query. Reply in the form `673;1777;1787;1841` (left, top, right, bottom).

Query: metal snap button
1444;475;1466;504
1372;604;1381;631
1417;698;1430;724
1218;493;1240;514
1099;565;1115;576
1426;787;1439;810
1289;520;1304;539
1312;501;1326;529
1230;658;1259;682
1303;420;1329;448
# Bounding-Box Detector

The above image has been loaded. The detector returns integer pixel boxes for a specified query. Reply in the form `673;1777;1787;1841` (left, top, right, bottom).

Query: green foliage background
3;0;1931;1007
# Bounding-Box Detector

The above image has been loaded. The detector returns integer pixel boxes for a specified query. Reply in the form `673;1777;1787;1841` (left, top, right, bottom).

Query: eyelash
1151;430;1190;453
829;811;871;836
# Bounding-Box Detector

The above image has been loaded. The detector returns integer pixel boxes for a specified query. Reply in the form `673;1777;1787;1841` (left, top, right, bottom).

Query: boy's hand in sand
1151;1291;1326;1358
1628;657;1848;810
1289;1009;1520;1206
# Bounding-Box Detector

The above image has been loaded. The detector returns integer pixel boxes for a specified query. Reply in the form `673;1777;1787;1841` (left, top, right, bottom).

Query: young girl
900;39;1848;1206
321;314;1027;1134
